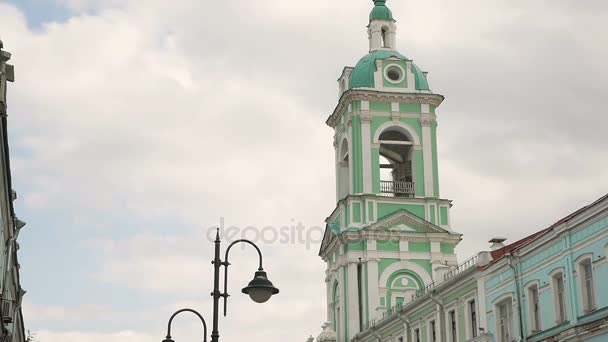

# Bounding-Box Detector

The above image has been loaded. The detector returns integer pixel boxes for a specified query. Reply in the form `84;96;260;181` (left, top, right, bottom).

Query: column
421;117;434;197
361;111;372;194
347;262;360;339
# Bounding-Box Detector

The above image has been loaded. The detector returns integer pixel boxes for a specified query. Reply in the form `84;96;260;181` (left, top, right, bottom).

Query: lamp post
162;229;279;342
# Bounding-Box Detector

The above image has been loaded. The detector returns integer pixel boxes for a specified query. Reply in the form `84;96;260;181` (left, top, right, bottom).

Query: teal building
310;2;608;342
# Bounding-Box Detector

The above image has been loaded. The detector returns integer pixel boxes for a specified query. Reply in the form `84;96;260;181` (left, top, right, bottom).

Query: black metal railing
443;254;479;282
379;181;414;197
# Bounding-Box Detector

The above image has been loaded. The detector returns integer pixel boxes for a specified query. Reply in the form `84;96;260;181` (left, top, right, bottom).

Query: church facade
311;2;608;342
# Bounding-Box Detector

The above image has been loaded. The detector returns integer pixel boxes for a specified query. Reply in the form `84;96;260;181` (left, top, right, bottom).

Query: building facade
0;40;28;342
311;2;608;342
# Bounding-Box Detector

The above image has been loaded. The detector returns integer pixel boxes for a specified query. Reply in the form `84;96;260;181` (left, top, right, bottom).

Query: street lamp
163;229;279;342
163;308;207;342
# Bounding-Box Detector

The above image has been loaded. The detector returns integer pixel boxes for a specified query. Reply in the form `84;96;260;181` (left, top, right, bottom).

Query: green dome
370;0;393;20
348;50;430;90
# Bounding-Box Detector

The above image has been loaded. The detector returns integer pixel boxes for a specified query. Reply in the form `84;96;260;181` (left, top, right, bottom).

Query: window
414;328;420;342
378;128;413;197
553;273;567;323
497;298;513;342
381;27;388;48
384;65;405;84
449;310;457;342
430;320;437;342
528;284;541;332
469;300;478;338
580;259;596;313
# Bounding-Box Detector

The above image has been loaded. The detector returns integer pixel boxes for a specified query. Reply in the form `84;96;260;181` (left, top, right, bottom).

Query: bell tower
318;2;462;342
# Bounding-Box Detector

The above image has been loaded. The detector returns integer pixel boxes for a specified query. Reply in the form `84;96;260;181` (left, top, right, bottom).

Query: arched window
378;128;413;197
381;27;389;48
338;139;350;199
551;271;568;323
386;271;422;309
578;257;596;313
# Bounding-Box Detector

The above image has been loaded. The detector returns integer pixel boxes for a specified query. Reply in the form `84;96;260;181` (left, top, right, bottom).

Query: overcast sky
1;0;607;341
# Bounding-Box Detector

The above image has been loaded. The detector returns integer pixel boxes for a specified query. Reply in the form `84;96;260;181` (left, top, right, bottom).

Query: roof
370;0;393;20
348;50;430;90
482;193;608;269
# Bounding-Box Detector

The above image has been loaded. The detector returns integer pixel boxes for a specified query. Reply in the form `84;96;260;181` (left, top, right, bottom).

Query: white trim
391;102;399;112
525;280;542;334
493;296;515;342
445;306;460;342
362;119;372;193
384;63;406;84
422;124;434;197
373;121;421;146
378;260;433;287
549;269;569;324
575;255;597;314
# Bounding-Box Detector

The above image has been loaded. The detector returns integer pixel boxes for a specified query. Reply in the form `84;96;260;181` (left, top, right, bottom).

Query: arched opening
381;27;389;48
378;128;413;197
338;139;350;199
386;271;422;310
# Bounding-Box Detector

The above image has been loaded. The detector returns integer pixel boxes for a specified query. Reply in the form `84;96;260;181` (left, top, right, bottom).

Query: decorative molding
420;118;433;127
327;90;445;128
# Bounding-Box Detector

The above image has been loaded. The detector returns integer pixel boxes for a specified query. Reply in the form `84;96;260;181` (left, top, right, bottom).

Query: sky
0;0;607;341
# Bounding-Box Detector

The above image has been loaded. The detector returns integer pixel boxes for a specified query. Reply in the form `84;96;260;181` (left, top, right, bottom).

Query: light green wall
429;205;436;224
346;241;366;252
440;206;448;226
440;242;455;254
352;202;362;223
431;123;440;197
414;150;425;196
378;258;400;277
409;242;431;253
377;240;400;252
410;259;432;275
399;103;422;113
352;115;363;193
371;148;380;193
370;101;392;112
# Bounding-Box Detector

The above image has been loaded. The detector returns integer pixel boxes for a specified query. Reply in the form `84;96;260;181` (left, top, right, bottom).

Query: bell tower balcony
379;180;414;197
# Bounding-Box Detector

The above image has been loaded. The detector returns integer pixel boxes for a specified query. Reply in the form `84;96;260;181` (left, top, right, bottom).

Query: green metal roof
348;50;430;90
370;0;393;20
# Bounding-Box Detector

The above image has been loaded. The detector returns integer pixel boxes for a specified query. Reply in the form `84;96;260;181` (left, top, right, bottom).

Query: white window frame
465;298;478;340
576;255;596;314
428;319;437;342
411;324;421;342
446;307;458;342
493;295;514;342
525;281;542;334
550;269;568;324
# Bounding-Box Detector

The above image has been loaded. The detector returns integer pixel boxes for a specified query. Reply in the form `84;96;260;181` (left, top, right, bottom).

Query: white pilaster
338;266;346;342
421;118;434;197
477;277;487;333
361;113;372;193
326;277;332;323
367;242;380;322
347;262;360;339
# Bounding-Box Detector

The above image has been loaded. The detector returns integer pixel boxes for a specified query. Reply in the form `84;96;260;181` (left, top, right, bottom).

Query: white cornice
327;90;445;128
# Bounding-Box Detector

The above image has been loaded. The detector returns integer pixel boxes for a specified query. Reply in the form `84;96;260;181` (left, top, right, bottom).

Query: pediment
367;209;448;234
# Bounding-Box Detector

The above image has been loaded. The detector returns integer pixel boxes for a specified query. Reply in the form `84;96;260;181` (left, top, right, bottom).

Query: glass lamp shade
241;271;279;303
